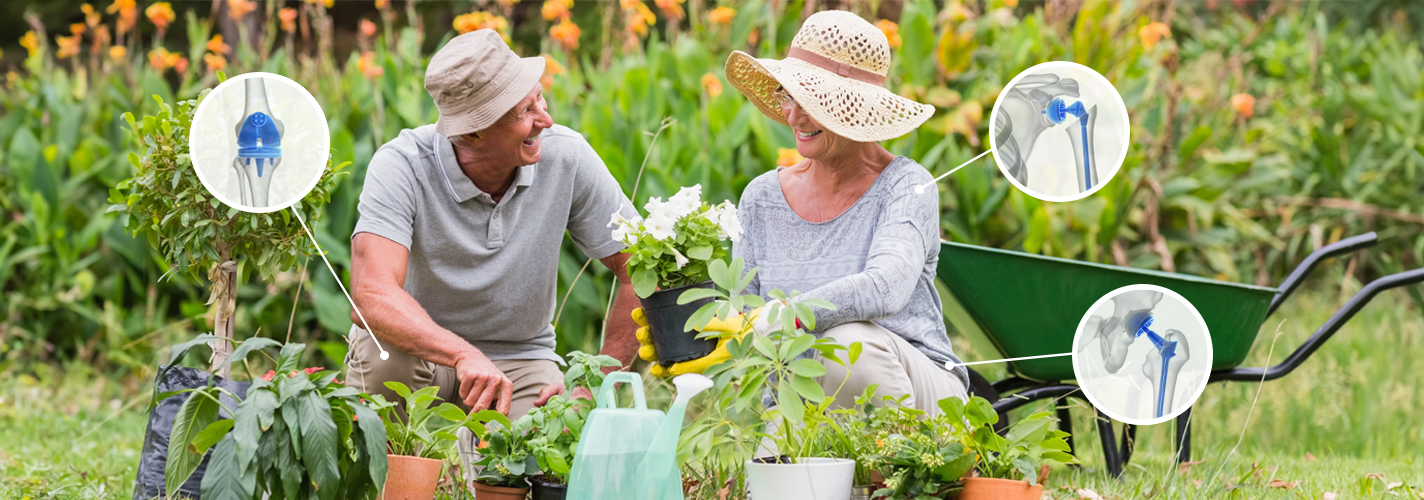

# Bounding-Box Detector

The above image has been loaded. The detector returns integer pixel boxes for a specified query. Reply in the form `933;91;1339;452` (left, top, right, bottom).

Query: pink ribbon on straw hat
786;47;887;86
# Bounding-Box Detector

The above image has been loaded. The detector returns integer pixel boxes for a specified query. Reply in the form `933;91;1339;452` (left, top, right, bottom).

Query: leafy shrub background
0;0;1421;383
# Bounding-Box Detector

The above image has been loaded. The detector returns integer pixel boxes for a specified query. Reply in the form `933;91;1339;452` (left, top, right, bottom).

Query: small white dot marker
379;351;389;360
914;185;926;195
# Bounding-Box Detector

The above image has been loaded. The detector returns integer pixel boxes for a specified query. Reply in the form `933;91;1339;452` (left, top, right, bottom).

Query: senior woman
725;10;969;414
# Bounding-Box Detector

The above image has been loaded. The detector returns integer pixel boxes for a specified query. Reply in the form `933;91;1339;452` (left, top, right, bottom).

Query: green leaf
1006;419;1050;447
1041;450;1076;464
165;387;222;499
933;445;976;481
775;379;804;424
199;433;256;500
276;343;306;373
706;258;730;288
686;245;713;260
216;337;282;374
676;287;722;304
788;358;827;378
632;265;658;298
297;391;341;500
788;373;825;402
352;403;390;485
191;419;235;456
233;388;277;467
848;342;863;365
1013;457;1038;484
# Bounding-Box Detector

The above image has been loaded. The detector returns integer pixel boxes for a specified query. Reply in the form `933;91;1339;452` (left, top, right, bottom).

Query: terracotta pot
959;477;1044;500
381;454;443;500
472;481;530;500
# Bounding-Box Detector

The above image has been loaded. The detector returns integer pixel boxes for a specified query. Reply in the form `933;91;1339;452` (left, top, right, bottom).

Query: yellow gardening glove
634;306;753;377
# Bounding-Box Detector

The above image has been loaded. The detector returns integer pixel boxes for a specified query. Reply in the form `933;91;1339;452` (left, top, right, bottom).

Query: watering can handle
596;371;647;409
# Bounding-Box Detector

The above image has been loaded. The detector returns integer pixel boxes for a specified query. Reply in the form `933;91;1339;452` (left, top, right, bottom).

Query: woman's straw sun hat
725;10;934;143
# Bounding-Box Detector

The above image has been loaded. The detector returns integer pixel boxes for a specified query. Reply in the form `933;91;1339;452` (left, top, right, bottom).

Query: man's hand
453;349;513;415
535;382;565;407
634;306;753;377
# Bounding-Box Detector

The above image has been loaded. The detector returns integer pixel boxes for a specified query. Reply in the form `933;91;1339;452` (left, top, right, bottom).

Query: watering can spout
635;374;713;500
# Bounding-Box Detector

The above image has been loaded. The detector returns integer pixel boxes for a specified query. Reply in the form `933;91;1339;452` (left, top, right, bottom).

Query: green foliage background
1;0;1421;383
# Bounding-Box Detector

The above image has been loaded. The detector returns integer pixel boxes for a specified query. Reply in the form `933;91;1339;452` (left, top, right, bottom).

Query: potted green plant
680;258;861;500
611;184;740;364
523;352;619;500
371;382;508;500
161;335;388;500
472;415;536;500
939;396;1077;500
856;396;976;500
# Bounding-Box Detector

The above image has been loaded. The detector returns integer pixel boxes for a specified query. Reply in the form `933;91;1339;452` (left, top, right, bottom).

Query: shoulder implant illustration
1086;290;1191;419
994;72;1101;193
232;78;284;207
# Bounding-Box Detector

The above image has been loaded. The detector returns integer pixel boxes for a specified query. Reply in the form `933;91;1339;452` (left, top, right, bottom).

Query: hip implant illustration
231;77;284;207
993;72;1101;193
1085;290;1192;419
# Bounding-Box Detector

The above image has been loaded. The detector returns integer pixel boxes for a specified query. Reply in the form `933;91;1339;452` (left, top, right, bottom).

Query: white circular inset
988;61;1130;202
190;72;330;213
1071;284;1212;425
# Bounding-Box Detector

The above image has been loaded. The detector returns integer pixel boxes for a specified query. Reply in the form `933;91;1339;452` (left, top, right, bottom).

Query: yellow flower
227;0;258;21
1230;93;1254;118
6;71;18;89
20;31;39;58
453;11;511;41
777;148;804;167
303;0;333;7
876;19;901;49
654;0;685;21
145;2;176;30
204;52;227;72
56;35;81;59
109;45;127;61
1139;21;1170;50
542;0;573;21
497;0;520;7
701;73;722;97
708;6;735;25
550;18;581;50
279;8;299;33
206;34;231;54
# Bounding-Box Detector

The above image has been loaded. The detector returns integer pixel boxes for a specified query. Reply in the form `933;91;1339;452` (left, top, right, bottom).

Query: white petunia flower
671;248;689;269
608;210;643;244
643;211;677;241
714;201;742;242
666;184;704;219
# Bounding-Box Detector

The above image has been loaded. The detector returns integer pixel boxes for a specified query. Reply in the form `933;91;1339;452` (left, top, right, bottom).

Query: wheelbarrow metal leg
1176;407;1192;464
1094;407;1122;478
1120;424;1137;466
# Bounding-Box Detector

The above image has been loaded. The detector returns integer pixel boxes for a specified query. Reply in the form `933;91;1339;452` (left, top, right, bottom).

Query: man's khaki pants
817;321;968;416
345;327;563;479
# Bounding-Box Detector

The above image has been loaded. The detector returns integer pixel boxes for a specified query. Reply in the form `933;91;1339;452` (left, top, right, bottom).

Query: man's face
477;84;553;167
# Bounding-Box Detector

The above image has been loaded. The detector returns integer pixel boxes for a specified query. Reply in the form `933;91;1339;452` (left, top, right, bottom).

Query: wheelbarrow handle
1216;265;1424;383
1268;232;1378;317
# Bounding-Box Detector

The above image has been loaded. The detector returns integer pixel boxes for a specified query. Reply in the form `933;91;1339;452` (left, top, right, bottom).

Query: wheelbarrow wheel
963;368;1009;434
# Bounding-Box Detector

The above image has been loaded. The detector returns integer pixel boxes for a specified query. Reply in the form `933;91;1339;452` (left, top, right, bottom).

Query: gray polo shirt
352;123;635;363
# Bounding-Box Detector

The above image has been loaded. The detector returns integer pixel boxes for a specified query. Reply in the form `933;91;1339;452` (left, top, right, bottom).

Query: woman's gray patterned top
733;156;970;389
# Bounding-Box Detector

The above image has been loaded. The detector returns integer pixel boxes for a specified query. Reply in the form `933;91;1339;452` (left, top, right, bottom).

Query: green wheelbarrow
936;232;1424;477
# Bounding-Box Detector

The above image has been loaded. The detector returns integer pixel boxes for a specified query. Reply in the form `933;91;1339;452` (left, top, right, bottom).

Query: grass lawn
2;287;1420;499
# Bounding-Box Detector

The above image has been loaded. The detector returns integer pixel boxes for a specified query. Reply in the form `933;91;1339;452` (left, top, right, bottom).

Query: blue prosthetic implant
1128;313;1190;418
233;78;284;207
993;73;1080;187
1045;97;1100;193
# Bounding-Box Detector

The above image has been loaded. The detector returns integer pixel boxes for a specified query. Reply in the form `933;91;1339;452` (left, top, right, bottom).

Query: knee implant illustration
1087;291;1192;419
993;72;1101;193
232;77;284;207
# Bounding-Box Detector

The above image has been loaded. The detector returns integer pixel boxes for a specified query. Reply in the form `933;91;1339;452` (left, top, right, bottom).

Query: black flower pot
640;281;718;365
531;476;567;500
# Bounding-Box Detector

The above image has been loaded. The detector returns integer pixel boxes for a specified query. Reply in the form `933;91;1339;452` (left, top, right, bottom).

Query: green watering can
566;372;713;500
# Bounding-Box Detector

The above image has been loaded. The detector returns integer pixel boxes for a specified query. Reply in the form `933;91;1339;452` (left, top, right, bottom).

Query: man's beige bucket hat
425;29;545;137
726;10;934;143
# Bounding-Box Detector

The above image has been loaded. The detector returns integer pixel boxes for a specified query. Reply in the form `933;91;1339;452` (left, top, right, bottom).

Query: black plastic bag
132;366;250;500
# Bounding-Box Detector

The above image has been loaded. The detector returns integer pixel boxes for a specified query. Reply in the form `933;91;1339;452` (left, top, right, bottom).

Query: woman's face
475;83;554;167
780;89;853;162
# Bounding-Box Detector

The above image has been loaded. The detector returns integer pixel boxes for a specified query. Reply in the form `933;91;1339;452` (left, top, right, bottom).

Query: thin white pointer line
914;149;993;194
946;352;1072;368
291;207;388;359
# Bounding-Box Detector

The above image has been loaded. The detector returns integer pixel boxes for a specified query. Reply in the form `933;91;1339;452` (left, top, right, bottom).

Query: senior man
344;29;641;421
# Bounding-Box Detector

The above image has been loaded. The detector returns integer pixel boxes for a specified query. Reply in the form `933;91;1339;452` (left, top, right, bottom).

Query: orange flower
623;0;657;37
82;4;101;28
876;19;901;49
70;23;87;37
542;0;573;21
206;34;230;54
497;0;520;7
375;0;388;8
109;45;127;61
148;46;184;72
227;0;258;21
174;56;188;74
1139;22;1170;50
20;31;39;58
56;36;81;59
360;19;378;38
550;18;581;50
145;2;176;30
542;54;566;75
701;73;722;97
356;51;384;79
107;0;139;34
304;0;334;7
1230;93;1254;118
204;52;227;72
708;6;735;25
453;12;511;41
747;27;759;46
279;8;299;33
654;0;685;21
777;147;803;167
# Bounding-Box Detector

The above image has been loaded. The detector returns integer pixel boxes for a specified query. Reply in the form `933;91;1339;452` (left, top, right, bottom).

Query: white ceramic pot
745;457;855;500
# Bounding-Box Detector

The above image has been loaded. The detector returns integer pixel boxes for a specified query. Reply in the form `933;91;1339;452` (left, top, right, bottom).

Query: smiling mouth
522;135;540;147
795;129;823;141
